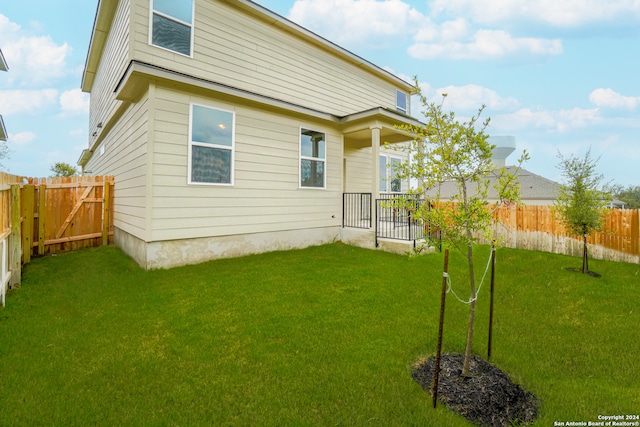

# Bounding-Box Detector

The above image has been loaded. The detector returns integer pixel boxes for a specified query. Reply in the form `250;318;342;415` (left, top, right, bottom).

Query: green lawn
1;243;638;426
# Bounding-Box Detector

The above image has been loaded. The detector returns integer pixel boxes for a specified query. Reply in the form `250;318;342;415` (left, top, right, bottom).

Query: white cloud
60;88;90;115
491;107;600;132
409;27;563;60
287;1;564;60
0;13;72;85
0;89;59;115
288;0;426;47
9;131;36;146
429;0;640;28
435;84;518;111
589;88;640;110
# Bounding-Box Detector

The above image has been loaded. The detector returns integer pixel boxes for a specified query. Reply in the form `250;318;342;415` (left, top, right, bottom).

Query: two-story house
79;0;422;269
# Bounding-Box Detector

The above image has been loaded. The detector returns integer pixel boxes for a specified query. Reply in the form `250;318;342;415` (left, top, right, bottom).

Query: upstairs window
151;0;194;56
396;90;408;114
189;104;235;185
300;128;326;188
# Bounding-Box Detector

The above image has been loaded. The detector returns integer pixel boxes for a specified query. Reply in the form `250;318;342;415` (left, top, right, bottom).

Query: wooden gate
22;176;114;261
1;174;114;305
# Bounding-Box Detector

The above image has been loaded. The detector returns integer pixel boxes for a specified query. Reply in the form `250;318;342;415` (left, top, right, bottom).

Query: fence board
25;176;115;256
485;204;640;264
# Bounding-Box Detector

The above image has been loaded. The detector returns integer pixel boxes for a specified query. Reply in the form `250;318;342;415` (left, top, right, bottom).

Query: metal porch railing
376;194;431;247
342;193;371;229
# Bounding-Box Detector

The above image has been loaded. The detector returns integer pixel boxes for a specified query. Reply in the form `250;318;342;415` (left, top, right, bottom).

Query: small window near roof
151;0;194;56
396;90;407;114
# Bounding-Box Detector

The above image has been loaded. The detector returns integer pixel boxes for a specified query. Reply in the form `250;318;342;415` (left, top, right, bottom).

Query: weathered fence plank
485;205;640;264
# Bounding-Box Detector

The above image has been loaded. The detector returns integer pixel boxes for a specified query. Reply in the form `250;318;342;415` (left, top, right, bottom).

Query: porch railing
376;195;436;248
342;192;441;250
342;193;371;229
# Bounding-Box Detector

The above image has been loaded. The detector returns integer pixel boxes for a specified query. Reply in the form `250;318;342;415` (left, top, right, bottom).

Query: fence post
9;184;21;288
38;183;46;256
21;184;35;264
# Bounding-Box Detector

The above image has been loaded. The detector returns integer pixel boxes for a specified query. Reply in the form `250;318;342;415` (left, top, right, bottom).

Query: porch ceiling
340;107;422;147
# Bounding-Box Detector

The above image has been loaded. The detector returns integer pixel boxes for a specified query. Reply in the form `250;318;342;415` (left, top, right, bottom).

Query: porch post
371;124;381;223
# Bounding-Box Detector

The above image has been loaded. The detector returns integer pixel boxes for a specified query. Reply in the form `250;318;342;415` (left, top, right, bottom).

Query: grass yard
0;243;638;426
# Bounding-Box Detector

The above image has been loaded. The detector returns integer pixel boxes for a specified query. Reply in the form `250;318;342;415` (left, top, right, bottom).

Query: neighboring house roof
503;167;561;201
0;115;7;141
430;167;561;203
0;49;7;72
606;199;627;209
82;0;414;93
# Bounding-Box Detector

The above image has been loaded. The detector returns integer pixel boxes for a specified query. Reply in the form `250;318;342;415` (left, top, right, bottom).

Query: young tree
554;149;610;274
394;79;528;376
50;162;79;177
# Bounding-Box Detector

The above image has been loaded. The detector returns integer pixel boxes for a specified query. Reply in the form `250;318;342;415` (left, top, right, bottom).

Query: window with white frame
380;155;402;193
396;90;408;115
189;104;234;185
300;128;326;188
151;0;194;56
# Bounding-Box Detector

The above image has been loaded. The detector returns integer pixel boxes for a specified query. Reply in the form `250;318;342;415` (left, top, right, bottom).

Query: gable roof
430;167;562;202
82;0;414;93
503;167;561;201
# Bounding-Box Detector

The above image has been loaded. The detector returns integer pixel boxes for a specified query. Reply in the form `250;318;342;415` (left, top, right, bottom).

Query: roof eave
81;0;119;92
0;116;7;141
0;49;8;72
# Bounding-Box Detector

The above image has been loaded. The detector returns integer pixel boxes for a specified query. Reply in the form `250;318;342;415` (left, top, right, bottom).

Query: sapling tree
554;149;611;274
393;78;528;376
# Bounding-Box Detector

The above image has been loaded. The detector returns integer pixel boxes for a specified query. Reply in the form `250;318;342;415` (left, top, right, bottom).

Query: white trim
299;126;327;190
188;102;236;186
396;90;408;115
380;154;403;193
149;0;195;58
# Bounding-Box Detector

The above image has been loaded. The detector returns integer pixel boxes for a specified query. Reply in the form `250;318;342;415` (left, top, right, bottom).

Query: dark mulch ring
411;353;540;426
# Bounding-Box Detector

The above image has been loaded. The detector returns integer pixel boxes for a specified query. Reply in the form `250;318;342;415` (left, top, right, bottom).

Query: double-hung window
380;155;402;193
151;0;194;56
396;90;408;115
300;128;326;188
189;104;235;185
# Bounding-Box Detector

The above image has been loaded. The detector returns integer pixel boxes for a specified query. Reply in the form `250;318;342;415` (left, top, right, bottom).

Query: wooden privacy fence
483;204;640;264
1;173;114;305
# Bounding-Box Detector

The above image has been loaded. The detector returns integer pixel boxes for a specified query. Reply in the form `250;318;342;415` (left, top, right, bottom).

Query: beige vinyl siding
343;145;410;194
147;86;342;241
85;90;151;240
130;0;400;117
344;145;373;193
88;0;132;135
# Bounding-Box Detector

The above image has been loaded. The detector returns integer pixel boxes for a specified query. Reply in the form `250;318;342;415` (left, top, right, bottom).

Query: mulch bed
411;353;540;426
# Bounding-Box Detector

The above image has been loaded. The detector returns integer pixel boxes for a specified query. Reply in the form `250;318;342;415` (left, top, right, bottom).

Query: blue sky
1;0;639;186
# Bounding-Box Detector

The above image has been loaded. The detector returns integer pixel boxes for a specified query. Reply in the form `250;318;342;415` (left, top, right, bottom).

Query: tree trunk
461;242;476;377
